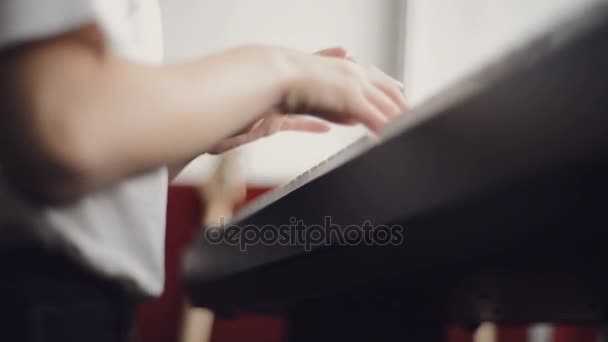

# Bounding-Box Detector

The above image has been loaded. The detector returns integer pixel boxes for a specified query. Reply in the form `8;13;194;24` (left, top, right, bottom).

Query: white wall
403;0;601;106
161;0;404;185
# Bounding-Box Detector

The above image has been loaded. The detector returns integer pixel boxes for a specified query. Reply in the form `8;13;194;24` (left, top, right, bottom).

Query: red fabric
447;324;473;342
136;185;202;342
136;185;278;342
553;325;601;342
210;314;286;342
497;325;528;342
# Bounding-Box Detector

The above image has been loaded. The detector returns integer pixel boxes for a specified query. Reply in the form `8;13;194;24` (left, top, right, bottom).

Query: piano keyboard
231;134;377;224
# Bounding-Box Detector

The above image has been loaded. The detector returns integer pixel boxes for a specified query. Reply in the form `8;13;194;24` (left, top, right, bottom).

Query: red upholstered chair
136;185;284;342
136;185;201;342
552;325;601;342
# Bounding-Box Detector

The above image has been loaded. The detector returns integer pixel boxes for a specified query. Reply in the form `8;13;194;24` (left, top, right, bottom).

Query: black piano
183;2;608;340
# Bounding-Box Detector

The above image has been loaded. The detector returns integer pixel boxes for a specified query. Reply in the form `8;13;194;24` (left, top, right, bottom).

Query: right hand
277;47;407;134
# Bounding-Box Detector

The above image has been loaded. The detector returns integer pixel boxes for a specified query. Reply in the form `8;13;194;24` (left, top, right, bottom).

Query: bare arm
166;47;356;181
0;24;405;204
1;25;291;202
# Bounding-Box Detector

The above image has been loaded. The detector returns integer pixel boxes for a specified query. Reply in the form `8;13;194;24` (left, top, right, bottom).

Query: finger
364;84;401;119
332;117;360;126
304;112;360;126
343;56;400;106
316;46;347;58
368;66;407;111
279;116;332;133
373;65;405;90
210;133;252;154
256;115;330;136
348;91;387;134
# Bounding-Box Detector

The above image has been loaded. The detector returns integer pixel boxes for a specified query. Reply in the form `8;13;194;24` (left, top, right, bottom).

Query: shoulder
0;0;163;63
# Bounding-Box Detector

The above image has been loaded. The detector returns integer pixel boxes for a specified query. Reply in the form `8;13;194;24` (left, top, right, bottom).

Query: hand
208;47;367;154
208;110;331;154
279;46;406;134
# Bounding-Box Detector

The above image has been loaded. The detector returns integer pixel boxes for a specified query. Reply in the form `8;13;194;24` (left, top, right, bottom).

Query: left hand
208;47;352;155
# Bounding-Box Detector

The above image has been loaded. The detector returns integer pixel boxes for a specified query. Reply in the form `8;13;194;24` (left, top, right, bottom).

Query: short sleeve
0;0;110;230
0;0;104;51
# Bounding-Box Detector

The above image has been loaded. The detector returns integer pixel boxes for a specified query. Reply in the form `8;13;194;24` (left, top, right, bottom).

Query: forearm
1;29;288;203
73;48;287;179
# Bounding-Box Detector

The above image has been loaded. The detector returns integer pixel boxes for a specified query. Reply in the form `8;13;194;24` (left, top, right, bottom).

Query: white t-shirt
0;0;168;297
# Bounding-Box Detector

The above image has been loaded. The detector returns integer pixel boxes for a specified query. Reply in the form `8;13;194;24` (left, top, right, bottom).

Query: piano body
183;2;608;340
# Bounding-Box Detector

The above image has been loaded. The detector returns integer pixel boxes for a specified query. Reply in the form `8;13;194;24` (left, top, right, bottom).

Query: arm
0;24;405;204
1;25;290;203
